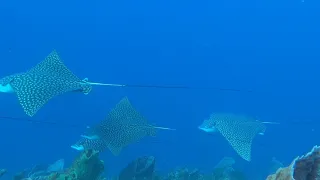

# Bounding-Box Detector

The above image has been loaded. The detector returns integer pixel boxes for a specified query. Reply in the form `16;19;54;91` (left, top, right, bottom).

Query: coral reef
268;157;284;175
12;145;320;180
60;149;105;180
112;156;245;180
0;169;6;178
12;152;249;180
118;156;156;180
13;170;27;180
227;170;247;180
13;149;104;180
163;167;203;180
266;145;320;180
160;163;246;180
209;156;236;180
205;167;246;180
161;167;246;180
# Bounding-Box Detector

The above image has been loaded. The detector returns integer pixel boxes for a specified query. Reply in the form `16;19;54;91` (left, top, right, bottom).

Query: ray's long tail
80;79;253;93
261;121;280;125
153;126;176;131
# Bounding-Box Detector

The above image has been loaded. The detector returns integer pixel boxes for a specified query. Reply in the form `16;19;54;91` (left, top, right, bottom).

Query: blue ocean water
0;0;320;179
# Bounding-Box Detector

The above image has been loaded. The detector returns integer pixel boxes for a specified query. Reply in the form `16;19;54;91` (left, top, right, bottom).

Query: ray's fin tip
108;144;122;156
26;110;36;117
262;121;280;125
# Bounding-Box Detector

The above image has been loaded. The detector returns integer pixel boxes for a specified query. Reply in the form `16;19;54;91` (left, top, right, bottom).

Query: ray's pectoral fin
108;144;122;156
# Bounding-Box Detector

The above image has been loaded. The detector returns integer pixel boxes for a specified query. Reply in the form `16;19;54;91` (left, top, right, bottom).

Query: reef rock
118;156;156;180
266;145;320;180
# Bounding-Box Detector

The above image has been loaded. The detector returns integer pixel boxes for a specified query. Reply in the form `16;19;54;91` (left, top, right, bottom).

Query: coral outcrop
162;164;246;180
12;152;248;180
163;167;203;180
114;156;246;180
118;156;156;180
0;169;6;178
59;149;105;180
13;149;104;180
266;145;320;180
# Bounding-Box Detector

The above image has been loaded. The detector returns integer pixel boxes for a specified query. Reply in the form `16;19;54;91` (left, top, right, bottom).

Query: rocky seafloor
1;145;320;180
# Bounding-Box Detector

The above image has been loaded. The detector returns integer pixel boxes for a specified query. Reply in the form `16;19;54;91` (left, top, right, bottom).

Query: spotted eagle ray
71;96;175;155
0;50;95;117
198;113;279;161
0;49;253;117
